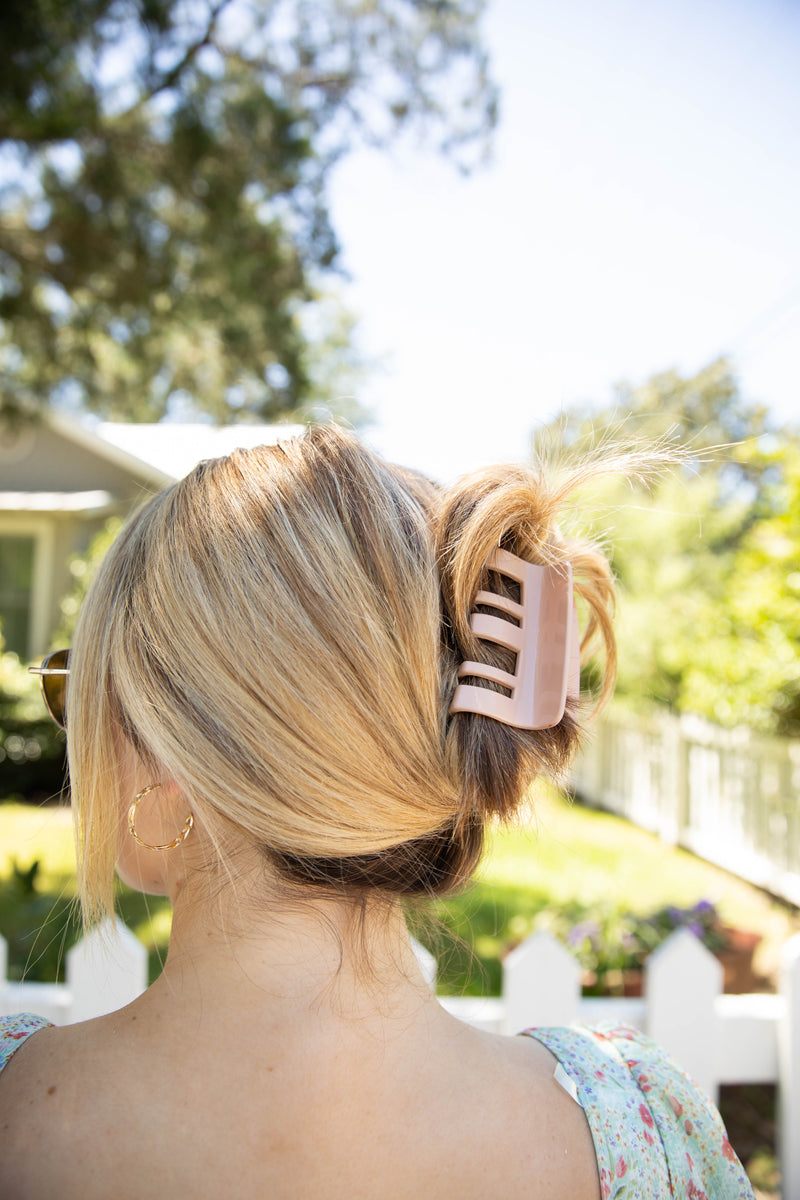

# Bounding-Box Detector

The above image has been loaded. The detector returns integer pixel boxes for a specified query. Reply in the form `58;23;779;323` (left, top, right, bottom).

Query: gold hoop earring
127;784;194;852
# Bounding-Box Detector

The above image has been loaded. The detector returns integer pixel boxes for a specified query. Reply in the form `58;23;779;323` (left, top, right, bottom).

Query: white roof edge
95;420;306;480
96;421;306;437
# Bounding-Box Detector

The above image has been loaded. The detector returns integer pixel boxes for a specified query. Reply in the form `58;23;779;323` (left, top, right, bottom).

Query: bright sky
328;0;800;482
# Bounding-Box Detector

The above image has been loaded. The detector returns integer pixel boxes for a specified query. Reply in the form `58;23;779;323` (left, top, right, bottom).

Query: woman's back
0;985;599;1199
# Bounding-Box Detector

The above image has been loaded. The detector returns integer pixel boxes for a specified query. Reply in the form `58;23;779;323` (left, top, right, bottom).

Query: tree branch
134;0;237;109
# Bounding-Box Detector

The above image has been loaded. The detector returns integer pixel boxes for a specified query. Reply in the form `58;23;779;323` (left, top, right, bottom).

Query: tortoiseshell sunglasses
29;649;70;729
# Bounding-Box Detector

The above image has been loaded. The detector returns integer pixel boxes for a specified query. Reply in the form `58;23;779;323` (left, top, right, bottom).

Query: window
0;535;35;657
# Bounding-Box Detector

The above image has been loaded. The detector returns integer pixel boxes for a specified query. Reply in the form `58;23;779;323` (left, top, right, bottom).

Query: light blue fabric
523;1023;755;1199
0;1012;52;1072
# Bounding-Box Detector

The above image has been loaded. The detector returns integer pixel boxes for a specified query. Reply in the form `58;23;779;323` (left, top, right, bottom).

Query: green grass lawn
0;801;76;886
415;786;798;995
481;787;794;948
1;787;797;992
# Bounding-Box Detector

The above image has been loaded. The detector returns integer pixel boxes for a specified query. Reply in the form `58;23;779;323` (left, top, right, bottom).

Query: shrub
412;882;734;998
535;898;729;994
0;857;171;985
0;517;122;803
0;637;67;800
0;859;78;982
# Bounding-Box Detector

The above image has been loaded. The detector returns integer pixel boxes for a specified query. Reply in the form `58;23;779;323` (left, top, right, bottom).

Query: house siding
0;424;159;502
0;416;165;659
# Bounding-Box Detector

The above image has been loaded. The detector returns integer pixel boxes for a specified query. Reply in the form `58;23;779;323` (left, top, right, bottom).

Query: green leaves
0;0;496;422
556;360;800;736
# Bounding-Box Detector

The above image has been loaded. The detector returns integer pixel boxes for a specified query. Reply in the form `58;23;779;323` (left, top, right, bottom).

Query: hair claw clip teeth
449;547;579;730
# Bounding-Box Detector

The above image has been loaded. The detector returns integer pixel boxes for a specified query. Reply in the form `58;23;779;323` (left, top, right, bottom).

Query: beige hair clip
449;547;580;730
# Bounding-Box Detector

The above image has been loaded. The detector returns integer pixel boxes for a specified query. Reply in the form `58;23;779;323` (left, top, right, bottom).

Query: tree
672;435;800;734
0;0;496;423
541;360;800;736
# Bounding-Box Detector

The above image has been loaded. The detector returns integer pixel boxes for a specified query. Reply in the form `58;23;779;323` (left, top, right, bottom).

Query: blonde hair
68;425;616;921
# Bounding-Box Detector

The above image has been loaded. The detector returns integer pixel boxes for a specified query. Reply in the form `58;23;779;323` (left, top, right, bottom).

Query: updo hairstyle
67;425;615;920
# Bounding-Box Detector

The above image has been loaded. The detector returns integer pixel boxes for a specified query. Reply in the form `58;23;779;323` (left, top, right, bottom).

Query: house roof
0;407;306;498
40;411;175;488
95;422;305;481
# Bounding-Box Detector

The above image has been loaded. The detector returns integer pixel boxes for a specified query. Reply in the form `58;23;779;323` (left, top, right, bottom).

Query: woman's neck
145;874;439;1037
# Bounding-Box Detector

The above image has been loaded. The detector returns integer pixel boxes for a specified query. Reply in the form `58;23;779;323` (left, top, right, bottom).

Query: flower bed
533;900;763;996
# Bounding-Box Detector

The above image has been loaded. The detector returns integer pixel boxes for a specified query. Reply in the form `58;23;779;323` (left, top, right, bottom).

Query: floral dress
523;1023;754;1198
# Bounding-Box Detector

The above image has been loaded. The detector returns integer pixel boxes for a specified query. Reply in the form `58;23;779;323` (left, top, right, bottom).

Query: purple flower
568;921;600;945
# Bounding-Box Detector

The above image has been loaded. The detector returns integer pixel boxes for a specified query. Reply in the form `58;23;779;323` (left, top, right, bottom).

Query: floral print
0;1012;52;1072
522;1023;755;1198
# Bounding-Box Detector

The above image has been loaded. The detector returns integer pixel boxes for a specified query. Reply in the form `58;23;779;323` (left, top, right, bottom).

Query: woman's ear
116;776;195;898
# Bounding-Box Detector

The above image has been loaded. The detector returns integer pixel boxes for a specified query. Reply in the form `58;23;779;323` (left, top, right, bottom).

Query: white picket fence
572;706;800;906
0;919;147;1026
2;920;799;1194
435;928;800;1198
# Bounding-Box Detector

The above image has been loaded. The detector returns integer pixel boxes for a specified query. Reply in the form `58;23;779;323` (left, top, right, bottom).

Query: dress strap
0;1013;53;1073
553;1060;581;1105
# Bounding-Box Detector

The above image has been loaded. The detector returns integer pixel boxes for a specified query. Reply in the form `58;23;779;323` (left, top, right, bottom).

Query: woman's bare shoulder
0;1014;601;1200
0;1017;93;1122
0;1020;81;1195
452;1026;601;1200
